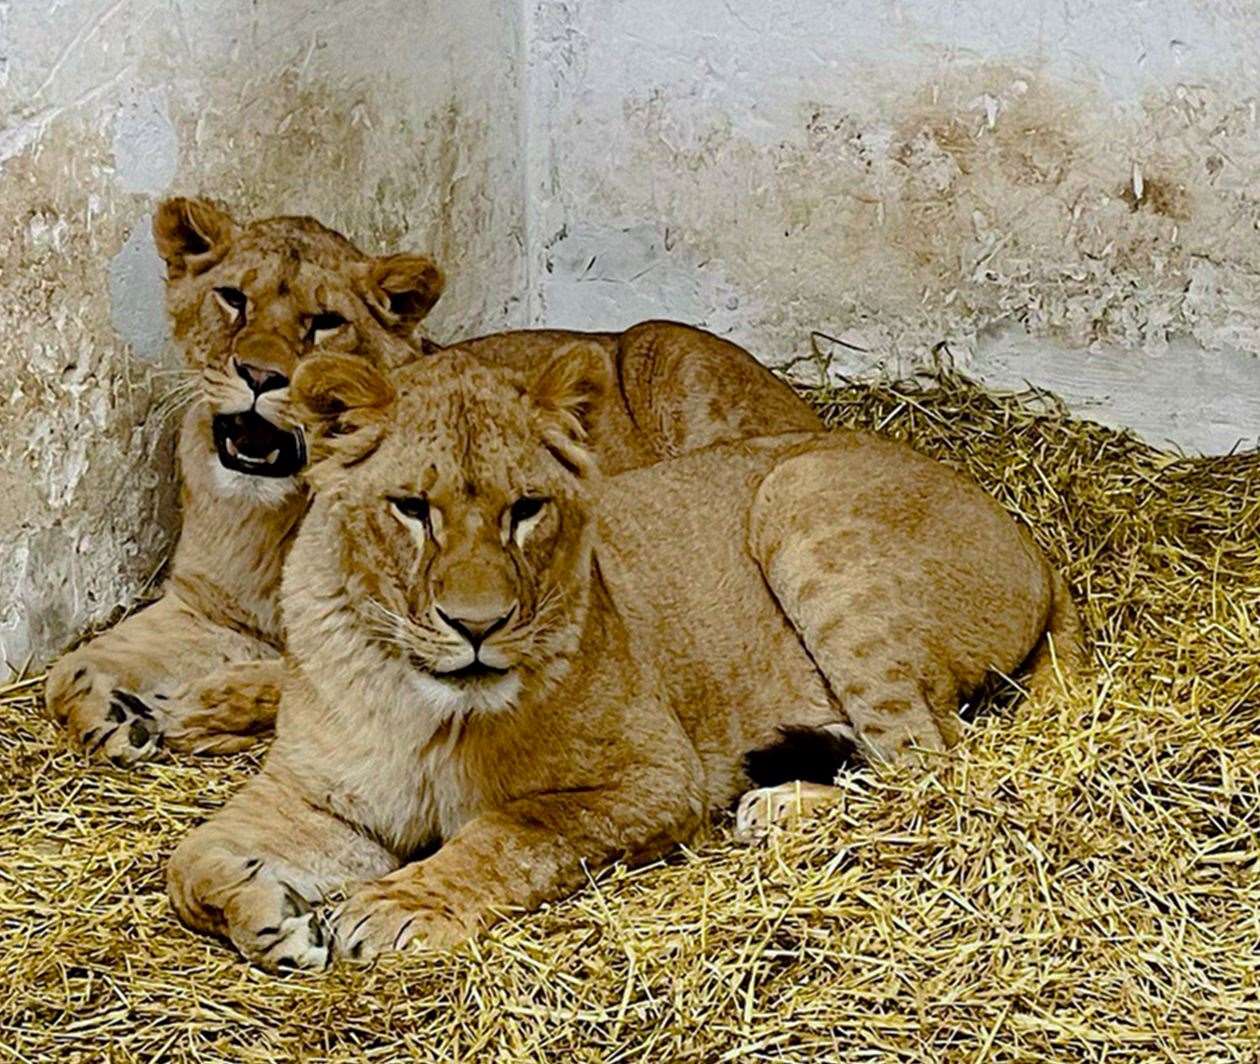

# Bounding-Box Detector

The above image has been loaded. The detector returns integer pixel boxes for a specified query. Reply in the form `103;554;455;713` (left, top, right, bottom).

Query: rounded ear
359;254;445;335
290;353;396;467
528;341;611;477
153;197;239;278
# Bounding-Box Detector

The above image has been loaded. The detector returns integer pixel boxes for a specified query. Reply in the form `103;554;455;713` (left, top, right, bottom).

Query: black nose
234;359;288;396
436;607;515;650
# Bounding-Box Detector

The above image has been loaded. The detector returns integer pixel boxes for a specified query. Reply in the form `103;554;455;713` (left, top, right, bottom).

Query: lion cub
168;346;1082;971
45;198;442;765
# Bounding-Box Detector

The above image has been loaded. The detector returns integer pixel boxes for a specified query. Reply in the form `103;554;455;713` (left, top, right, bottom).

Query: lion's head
154;197;443;480
287;342;610;716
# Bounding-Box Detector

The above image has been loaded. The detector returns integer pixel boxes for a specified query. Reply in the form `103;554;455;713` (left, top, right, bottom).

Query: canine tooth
266;449;280;464
226;438;239;457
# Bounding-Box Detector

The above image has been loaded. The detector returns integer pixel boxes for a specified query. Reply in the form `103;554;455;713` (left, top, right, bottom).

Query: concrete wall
1;0;525;678
525;0;1260;453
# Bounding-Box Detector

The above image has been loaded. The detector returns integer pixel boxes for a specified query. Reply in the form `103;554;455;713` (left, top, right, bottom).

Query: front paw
82;689;165;766
213;860;331;973
48;658;163;766
330;884;469;963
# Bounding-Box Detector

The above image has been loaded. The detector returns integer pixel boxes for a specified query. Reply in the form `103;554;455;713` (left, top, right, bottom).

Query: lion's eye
389;496;430;524
213;286;247;321
307;311;347;343
510;497;547;526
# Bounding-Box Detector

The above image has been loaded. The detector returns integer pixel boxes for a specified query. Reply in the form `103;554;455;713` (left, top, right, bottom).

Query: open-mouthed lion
45;198;819;767
168;345;1083;971
44;197;444;765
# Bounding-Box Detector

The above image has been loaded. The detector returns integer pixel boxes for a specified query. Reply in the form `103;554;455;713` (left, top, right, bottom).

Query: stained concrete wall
1;0;525;678
525;0;1260;453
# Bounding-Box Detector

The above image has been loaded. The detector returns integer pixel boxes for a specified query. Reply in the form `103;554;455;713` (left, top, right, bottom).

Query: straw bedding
2;373;1257;1062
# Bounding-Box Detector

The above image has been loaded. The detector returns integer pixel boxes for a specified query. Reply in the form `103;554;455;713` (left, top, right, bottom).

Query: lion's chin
409;665;522;717
212;410;306;478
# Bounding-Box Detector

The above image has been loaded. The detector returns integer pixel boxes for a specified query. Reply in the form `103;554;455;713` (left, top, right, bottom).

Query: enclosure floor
3;376;1257;1062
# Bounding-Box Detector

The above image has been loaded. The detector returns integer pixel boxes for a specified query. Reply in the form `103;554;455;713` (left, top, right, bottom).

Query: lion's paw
48;656;165;767
734;782;837;842
82;689;164;766
329;885;467;964
223;864;331;973
254;909;330;973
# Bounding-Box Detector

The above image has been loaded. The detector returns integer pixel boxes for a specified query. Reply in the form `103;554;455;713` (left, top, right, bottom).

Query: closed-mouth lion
167;344;1083;971
45;197;819;770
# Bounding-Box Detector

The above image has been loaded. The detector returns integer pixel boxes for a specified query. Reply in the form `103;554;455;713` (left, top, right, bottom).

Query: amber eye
307;311;347;341
510;497;546;526
213;286;247;319
390;496;430;524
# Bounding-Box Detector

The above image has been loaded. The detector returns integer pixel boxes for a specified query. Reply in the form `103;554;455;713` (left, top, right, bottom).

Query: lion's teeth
266;449;280;464
226;438;239;457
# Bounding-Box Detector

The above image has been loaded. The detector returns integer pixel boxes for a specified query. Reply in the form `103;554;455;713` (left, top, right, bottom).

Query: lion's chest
308;692;485;859
327;743;477;858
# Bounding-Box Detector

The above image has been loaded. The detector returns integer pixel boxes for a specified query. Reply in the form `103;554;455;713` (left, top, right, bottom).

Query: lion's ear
528;341;610;477
290;354;395;468
359;254;444;336
153;197;238;278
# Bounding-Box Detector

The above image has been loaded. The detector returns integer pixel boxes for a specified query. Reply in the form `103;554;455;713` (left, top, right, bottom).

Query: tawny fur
168;348;1082;971
46;199;819;765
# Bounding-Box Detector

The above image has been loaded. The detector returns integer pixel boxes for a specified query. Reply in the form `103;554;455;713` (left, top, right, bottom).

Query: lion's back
453;323;820;475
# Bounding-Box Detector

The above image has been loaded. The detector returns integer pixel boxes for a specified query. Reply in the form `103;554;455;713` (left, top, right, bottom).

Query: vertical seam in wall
519;0;539;326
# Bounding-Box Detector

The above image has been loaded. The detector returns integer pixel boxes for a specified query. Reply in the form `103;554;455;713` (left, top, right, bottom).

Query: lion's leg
766;586;955;765
328;766;702;963
168;770;397;972
754;528;955;764
154;658;285;754
749;453;960;767
45;594;277;766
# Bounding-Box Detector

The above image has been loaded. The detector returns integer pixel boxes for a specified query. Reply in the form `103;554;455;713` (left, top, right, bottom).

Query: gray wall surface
1;0;525;678
524;0;1260;452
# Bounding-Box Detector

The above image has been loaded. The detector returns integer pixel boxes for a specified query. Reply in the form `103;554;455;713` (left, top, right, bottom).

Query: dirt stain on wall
591;63;1260;369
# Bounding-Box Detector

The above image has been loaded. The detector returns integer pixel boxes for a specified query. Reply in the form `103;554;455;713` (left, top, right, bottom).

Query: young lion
168;346;1082;971
44;197;444;765
46;198;820;766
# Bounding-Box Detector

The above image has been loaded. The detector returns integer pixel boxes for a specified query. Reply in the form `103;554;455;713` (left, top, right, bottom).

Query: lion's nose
233;333;295;395
232;358;288;395
435;604;517;650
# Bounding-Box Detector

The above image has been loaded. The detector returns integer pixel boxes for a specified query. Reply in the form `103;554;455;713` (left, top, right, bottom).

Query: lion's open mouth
212;411;305;478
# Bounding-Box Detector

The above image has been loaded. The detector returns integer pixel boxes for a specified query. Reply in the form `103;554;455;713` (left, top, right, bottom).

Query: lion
43;197;444;765
45;198;820;766
167;345;1083;971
